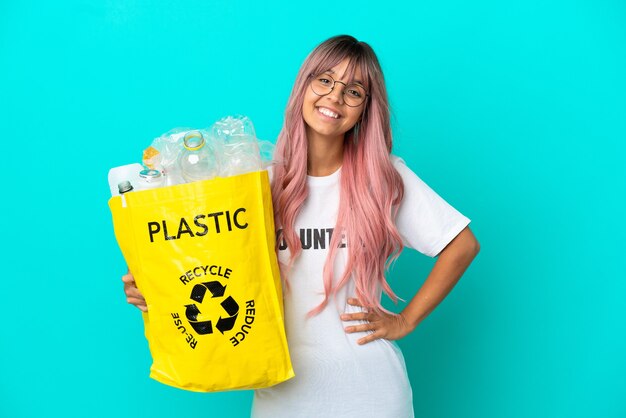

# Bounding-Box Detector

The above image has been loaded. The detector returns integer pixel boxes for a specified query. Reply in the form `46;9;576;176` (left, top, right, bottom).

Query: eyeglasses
309;73;369;107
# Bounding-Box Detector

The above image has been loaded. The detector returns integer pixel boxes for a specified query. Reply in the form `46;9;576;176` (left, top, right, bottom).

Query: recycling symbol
184;281;239;335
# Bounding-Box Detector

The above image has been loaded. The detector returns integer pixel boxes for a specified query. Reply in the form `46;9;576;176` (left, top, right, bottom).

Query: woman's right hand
122;270;148;312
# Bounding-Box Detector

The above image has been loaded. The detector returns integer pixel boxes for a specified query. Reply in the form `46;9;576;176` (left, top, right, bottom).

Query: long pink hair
271;35;405;316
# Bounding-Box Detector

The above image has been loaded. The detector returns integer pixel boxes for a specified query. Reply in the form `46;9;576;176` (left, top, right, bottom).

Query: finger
347;298;363;306
124;284;141;297
122;274;135;284
123;280;139;291
125;288;145;300
132;302;148;312
126;293;146;304
126;296;147;307
123;278;139;291
124;282;143;294
126;296;143;304
358;330;382;345
345;322;376;333
340;312;371;321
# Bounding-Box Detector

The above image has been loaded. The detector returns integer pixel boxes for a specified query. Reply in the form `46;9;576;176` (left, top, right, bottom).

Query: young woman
123;35;480;418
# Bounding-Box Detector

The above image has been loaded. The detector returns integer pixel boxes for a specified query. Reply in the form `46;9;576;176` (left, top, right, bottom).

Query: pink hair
271;35;405;317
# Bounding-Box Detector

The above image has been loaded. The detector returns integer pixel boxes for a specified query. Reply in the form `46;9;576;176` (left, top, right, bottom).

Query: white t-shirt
252;156;471;418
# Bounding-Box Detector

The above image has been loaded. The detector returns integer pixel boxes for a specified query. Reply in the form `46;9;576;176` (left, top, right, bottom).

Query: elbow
437;227;480;259
461;227;480;259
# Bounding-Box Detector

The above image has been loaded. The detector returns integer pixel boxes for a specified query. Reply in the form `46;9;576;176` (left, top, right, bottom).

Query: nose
326;82;346;105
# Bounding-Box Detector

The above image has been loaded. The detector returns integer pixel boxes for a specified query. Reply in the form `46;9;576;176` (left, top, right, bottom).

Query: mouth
316;106;341;119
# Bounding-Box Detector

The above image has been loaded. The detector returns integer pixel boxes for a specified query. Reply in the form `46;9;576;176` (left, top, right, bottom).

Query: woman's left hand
341;298;414;345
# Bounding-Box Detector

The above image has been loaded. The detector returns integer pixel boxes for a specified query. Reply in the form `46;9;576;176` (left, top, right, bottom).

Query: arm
343;226;480;344
399;225;479;329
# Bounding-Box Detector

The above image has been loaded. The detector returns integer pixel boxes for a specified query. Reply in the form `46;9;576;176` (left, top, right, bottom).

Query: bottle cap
118;180;134;194
183;131;205;151
139;169;163;182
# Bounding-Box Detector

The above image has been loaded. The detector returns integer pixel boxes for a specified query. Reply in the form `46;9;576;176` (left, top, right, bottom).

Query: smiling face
302;58;367;143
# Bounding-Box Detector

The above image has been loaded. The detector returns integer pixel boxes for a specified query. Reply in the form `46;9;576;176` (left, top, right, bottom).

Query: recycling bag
109;170;294;392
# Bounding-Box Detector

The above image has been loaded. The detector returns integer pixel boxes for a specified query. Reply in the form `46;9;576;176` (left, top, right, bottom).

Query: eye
346;87;363;98
318;77;332;85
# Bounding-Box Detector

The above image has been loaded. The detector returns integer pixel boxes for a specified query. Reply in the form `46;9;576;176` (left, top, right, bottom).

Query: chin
310;127;345;139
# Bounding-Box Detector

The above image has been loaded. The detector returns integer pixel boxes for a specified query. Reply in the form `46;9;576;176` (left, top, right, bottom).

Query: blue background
1;1;624;417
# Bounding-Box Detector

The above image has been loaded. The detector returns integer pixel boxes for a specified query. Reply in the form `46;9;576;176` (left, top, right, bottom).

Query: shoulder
390;154;416;176
390;154;472;256
390;154;405;167
389;154;425;187
389;154;451;203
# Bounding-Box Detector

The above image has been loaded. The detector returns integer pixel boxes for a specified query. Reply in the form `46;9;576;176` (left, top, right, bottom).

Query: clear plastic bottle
117;180;134;207
212;116;262;176
138;169;165;189
117;180;134;194
108;163;144;196
178;130;220;183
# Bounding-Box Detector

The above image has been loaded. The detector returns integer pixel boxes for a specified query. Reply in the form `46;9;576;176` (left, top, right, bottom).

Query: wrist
399;311;417;333
399;310;422;332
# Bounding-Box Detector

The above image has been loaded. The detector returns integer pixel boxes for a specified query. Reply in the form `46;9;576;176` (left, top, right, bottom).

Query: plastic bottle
178;130;219;183
108;163;144;197
118;180;134;194
211;115;262;176
138;169;165;189
116;180;135;208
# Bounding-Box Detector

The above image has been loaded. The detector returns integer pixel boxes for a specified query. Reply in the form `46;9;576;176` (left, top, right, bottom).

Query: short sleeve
392;156;471;257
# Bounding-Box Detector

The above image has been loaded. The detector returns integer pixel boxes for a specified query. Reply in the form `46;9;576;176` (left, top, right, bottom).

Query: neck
306;128;345;177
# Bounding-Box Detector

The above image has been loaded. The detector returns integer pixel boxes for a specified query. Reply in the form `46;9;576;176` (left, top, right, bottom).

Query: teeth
318;107;339;119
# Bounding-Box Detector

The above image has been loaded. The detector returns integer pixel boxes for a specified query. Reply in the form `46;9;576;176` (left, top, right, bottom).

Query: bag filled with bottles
108;116;294;392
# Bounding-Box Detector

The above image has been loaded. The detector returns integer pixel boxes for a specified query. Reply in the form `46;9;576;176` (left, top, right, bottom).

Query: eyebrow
325;69;364;85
